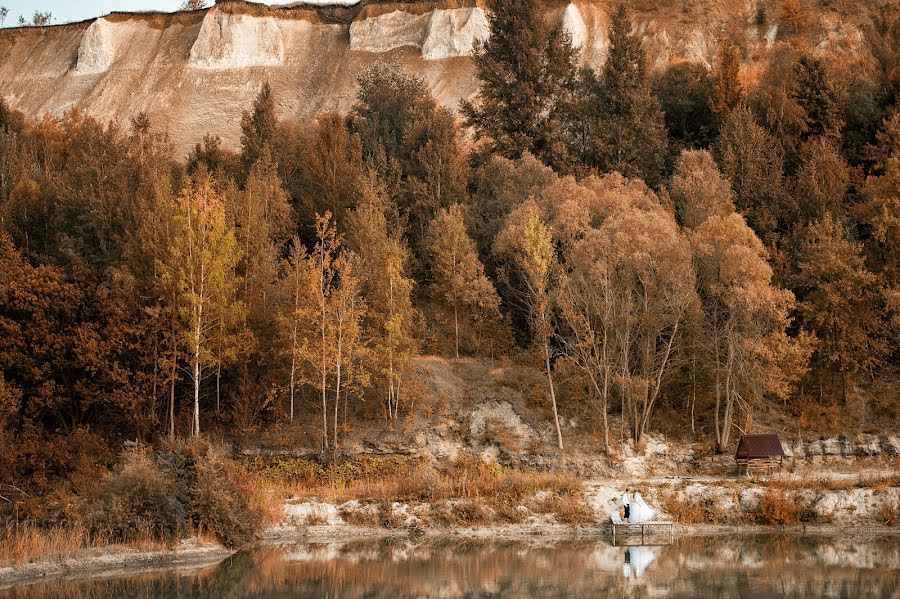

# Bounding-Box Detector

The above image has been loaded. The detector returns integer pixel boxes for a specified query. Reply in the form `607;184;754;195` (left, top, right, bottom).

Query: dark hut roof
735;434;785;459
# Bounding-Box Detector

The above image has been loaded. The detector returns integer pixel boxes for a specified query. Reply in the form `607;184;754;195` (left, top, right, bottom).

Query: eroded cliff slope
0;0;876;155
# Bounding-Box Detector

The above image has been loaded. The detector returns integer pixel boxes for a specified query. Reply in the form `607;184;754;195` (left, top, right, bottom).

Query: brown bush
493;501;528;523
77;443;269;550
77;450;186;544
553;494;595;525
432;500;491;526
758;491;803;524
339;505;380;527
658;491;708;524
483;417;521;452
657;490;729;524
186;444;267;548
877;501;898;526
303;511;329;526
378;503;406;529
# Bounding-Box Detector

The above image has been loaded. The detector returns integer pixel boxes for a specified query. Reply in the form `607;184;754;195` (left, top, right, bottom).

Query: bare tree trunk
192;318;201;437
169;347;177;441
690;354;696;435
320;247;328;449
454;303;459;359
333;323;343;454
216;359;221;413
543;338;563;450
289;354;296;424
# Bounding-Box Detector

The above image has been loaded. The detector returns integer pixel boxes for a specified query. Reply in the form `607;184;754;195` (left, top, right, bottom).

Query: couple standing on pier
621;489;655;523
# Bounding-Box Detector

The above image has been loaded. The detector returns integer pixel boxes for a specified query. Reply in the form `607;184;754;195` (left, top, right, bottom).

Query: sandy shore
0;539;233;590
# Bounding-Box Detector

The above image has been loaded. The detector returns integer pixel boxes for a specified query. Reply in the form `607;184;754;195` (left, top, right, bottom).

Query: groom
622;489;631;520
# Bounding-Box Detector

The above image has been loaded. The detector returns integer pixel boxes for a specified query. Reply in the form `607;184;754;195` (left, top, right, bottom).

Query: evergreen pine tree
709;41;743;123
462;0;579;172
793;55;844;143
240;82;277;173
581;5;668;187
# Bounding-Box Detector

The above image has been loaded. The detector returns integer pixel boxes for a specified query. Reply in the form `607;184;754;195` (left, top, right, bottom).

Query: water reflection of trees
0;535;897;599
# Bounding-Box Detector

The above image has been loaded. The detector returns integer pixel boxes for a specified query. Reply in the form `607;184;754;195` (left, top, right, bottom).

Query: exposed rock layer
0;0;870;156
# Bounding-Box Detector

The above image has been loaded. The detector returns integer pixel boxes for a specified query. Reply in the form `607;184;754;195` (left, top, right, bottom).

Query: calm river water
2;534;898;598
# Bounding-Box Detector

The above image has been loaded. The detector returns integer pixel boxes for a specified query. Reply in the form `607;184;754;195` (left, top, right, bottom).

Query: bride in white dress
627;492;656;523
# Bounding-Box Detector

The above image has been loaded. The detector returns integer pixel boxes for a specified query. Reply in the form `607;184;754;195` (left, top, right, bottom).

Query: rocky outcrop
74;18;116;73
349;9;429;53
349;6;489;59
189;12;286;68
0;0;872;156
785;435;900;459
562;3;588;50
421;8;490;60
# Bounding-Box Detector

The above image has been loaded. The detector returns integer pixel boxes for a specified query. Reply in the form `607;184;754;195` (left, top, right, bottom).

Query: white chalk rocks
189;13;285;69
349;10;429;53
562;3;588;49
74;18;116;74
350;7;489;60
421;8;490;60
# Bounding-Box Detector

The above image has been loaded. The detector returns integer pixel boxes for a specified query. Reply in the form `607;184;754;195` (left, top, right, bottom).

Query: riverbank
1;440;897;589
3;520;898;591
0;537;232;589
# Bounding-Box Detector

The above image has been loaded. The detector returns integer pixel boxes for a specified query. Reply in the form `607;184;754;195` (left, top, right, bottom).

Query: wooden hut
735;433;785;476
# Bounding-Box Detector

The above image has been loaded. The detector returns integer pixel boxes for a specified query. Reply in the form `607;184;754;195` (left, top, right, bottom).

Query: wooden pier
610;516;674;545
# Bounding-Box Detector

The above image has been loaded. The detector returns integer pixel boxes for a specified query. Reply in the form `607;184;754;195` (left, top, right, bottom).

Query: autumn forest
0;0;898;533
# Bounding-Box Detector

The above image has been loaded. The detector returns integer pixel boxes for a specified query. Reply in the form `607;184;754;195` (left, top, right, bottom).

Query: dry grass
338;505;380;527
0;524;92;566
757;491;807;525
0;523;170;567
483;418;521;452
657;490;729;524
431;500;492;527
551;494;595;525
252;455;581;506
759;473;900;492
254;454;591;529
302;510;328;526
876;502;898;526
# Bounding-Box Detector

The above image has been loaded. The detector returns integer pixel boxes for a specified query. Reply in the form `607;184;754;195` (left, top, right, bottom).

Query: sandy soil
0;538;233;590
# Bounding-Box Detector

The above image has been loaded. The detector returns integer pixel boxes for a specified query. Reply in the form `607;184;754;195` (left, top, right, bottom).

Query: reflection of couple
621;489;655;523
622;546;656;578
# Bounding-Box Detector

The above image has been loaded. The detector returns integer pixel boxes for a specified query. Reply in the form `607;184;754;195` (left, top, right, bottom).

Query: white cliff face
74;18;116;74
350;7;489;60
349;10;429;53
562;3;588;49
421;7;490;60
189;13;285;69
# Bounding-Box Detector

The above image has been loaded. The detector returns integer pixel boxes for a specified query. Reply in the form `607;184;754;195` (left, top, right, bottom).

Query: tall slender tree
427;204;500;357
240;82;278;174
160;179;240;436
348;178;417;422
495;201;564;449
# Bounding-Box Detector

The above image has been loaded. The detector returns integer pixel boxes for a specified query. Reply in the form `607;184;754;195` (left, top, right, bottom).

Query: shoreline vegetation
1;446;897;588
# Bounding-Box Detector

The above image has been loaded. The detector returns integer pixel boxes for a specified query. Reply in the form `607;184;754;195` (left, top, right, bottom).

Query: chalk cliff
0;0;872;156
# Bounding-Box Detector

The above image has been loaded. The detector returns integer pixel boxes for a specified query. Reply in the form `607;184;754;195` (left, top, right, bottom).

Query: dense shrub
79;451;186;543
77;442;266;548
190;447;263;548
757;491;804;524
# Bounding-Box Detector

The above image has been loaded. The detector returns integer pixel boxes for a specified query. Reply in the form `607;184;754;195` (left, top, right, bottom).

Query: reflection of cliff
3;535;898;599
0;0;872;156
